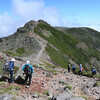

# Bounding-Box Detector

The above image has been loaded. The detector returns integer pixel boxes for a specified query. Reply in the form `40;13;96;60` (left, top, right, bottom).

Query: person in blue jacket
72;64;75;74
79;64;83;75
92;67;96;77
9;58;16;83
22;60;33;87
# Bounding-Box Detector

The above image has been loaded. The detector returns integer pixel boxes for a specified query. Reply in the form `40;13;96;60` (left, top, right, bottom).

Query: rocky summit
0;20;100;100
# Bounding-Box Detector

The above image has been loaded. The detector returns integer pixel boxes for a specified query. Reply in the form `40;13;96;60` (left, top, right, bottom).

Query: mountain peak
16;20;38;34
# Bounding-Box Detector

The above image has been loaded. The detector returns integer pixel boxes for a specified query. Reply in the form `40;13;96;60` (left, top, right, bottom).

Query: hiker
72;64;75;74
9;58;16;83
79;64;83;76
68;63;71;72
22;60;33;87
92;67;96;77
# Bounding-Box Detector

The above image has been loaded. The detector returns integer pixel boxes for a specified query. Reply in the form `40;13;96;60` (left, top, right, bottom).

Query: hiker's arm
22;65;25;71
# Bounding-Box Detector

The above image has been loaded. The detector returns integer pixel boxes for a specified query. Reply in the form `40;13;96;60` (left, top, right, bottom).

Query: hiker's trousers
24;74;32;86
10;71;13;83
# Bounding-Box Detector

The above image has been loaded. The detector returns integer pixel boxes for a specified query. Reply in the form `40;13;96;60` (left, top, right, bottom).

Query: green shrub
14;66;19;74
16;47;25;54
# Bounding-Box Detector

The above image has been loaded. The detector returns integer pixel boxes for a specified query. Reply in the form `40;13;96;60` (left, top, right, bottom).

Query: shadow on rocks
0;76;10;82
14;76;25;85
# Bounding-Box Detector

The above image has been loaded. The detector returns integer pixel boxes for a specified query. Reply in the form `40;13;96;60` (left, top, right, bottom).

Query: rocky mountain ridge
0;20;100;73
0;20;100;100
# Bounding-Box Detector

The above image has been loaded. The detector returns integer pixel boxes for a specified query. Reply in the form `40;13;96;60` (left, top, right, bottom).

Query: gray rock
0;94;12;100
59;79;68;85
84;87;91;95
52;89;72;100
55;88;63;92
95;87;100;94
70;97;85;100
64;88;72;94
32;93;38;98
57;92;72;100
83;82;94;89
47;91;52;96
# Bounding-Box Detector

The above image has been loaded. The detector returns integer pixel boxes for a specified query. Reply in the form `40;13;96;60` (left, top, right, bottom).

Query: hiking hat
11;58;16;62
80;64;82;66
26;60;30;65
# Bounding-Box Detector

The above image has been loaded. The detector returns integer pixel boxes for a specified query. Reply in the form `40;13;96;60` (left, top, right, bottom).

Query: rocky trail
0;63;100;100
0;55;100;100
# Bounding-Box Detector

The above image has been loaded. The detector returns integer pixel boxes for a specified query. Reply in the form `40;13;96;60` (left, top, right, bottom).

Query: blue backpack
92;69;96;74
3;61;14;72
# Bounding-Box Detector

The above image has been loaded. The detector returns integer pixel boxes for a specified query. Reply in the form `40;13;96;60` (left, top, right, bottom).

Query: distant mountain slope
34;21;100;72
55;27;100;52
0;20;100;73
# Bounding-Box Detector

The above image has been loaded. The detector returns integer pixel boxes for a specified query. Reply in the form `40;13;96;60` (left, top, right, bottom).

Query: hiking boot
26;85;29;88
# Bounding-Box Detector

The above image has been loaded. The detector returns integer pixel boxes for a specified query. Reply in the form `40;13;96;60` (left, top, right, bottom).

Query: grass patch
0;81;5;86
39;62;58;75
64;85;72;90
59;80;67;85
45;45;67;68
82;71;92;77
76;95;88;100
3;50;21;57
94;81;100;87
0;86;21;95
15;86;21;90
16;47;25;55
8;91;19;96
94;74;100;78
43;61;58;68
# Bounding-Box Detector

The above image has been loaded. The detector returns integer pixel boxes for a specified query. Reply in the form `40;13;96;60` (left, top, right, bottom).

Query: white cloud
88;24;100;32
0;13;21;37
0;0;64;37
12;0;64;26
0;0;100;38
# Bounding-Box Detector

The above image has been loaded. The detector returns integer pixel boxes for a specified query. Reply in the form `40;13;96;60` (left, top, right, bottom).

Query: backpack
92;69;96;74
3;61;14;72
82;67;84;71
24;65;32;75
72;65;75;69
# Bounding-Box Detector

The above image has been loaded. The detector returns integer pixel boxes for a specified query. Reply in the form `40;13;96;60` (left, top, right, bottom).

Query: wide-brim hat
26;60;30;64
11;58;16;62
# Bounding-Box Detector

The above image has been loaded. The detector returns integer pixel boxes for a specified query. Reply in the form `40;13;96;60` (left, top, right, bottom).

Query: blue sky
0;0;100;37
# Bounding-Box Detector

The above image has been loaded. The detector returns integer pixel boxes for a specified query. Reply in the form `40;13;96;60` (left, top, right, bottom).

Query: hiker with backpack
68;62;71;72
3;58;15;83
92;67;96;77
9;58;16;83
79;64;83;76
22;60;33;88
72;64;75;74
